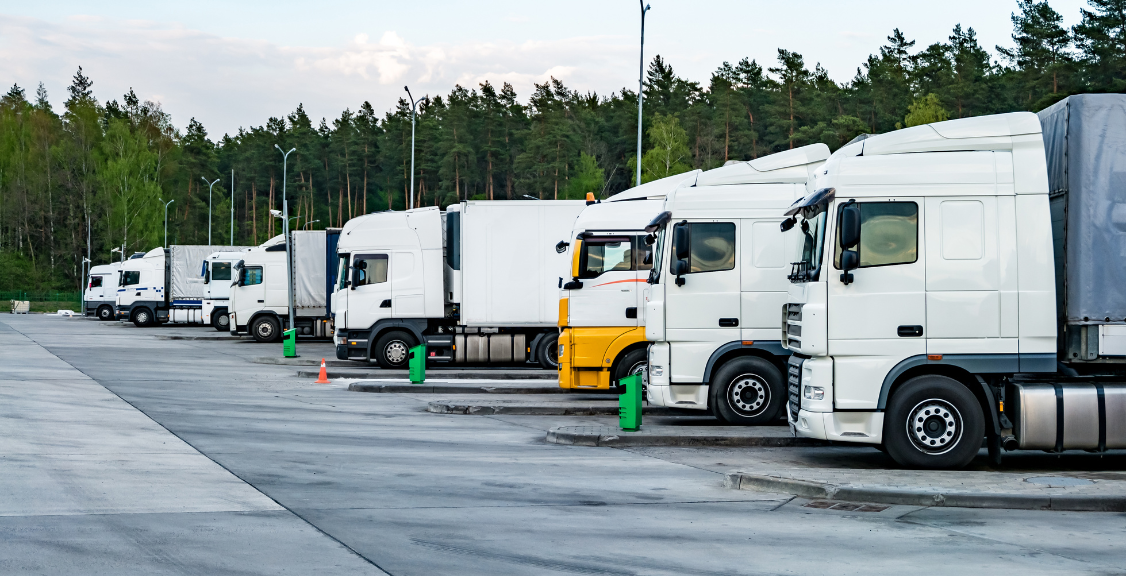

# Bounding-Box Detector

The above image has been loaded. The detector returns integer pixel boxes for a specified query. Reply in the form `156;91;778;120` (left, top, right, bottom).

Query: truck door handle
719;318;739;327
625;307;637;319
380;299;392;308
898;325;923;337
257;300;264;303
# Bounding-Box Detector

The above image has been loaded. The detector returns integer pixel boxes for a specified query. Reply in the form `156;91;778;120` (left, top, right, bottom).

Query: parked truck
229;229;341;342
641;144;831;424
116;245;251;327
557;171;700;389
201;249;254;331
334;200;585;369
84;262;122;321
782;95;1126;469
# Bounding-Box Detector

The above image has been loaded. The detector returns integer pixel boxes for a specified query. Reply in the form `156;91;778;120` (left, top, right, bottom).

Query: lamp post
274;144;297;333
636;1;651;187
230;169;235;246
405;86;427;210
202;177;219;244
158;197;174;248
111;246;122;264
303;219;320;230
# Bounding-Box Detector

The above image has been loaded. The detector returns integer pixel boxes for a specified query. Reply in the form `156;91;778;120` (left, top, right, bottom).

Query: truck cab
558;171;701;389
115;249;166;326
644;144;830;424
85;262;122;321
201;250;252;332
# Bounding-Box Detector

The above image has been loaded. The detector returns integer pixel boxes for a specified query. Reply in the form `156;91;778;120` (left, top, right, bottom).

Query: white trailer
334;200;585;369
229;230;341;342
115;245;252;327
201;249;254;331
783;96;1126;468
84;262;122;320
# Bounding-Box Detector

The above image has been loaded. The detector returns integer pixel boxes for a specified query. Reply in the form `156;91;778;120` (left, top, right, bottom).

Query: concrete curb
256;357;358;367
723;472;1126;512
428;401;665;415
348;382;570;394
546;427;822;448
305;369;557;380
154;335;245;341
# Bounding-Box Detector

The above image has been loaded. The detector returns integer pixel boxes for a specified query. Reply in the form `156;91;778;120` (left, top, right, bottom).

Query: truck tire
537;332;559;370
212;310;229;331
97;305;114;321
132;308;154;328
373;330;417;369
709;356;785;425
883;375;984;470
251;316;281;343
613;348;648;388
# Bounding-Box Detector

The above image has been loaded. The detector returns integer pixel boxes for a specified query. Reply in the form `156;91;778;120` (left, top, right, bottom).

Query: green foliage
628;114;692;184
903;94;951;127
564;152;604;199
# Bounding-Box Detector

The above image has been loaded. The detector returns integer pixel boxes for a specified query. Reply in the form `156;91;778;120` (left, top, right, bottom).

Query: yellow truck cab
558;172;701;389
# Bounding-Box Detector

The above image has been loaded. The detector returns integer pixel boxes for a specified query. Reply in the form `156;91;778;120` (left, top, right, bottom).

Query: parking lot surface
3;315;1126;575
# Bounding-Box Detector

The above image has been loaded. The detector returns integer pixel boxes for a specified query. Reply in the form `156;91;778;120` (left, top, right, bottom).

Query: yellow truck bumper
558;326;646;389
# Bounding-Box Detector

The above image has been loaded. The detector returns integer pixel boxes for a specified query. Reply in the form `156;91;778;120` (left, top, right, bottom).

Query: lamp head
270;209;283;218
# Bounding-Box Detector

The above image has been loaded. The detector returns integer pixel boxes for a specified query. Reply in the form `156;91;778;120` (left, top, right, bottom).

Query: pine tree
1072;0;1126;92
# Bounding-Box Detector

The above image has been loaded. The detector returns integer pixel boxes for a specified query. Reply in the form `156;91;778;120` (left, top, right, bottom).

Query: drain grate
804;500;889;512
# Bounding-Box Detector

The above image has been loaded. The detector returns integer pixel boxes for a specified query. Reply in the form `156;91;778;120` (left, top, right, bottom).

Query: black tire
883;375;984;470
613;347;648;388
97;305;114;321
709;356;785;425
251;315;281;343
537;332;559;370
373;330;417;369
132;308;154;328
212;310;229;332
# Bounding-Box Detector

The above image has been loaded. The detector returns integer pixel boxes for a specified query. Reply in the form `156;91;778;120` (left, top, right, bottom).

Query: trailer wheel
537;332;559;370
251;316;281;343
132;308;154;328
709;356;784;425
884;375;984;470
613;348;648;388
212;310;229;331
374;330;417;369
97;305;114;321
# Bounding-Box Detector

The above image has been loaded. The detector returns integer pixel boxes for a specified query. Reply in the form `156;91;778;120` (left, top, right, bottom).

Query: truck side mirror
839;202;861;249
840;249;859;285
672;223;689;287
780;217;796;232
350;262;364;290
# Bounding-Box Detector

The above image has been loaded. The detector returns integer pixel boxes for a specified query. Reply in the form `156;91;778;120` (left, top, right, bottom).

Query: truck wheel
709;356;784;425
537;332;559;370
613;348;648;388
97;305;114;321
212;310;229;331
251;316;281;343
884;375;984;470
374;330;416;369
132;308;154;328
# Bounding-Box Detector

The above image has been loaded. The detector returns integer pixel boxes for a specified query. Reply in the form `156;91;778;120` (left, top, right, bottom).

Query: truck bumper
115;304;131;320
336;345;348;361
791;408;884;444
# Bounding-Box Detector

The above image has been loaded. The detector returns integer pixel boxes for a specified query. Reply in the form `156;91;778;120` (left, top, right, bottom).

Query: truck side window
212;262;231;281
688;222;736;273
834;201;918;268
354;254;388;286
337;254;350;289
635;235;653;271
242;267;263;286
121;271;141;286
578;237;633;279
90;276;103;288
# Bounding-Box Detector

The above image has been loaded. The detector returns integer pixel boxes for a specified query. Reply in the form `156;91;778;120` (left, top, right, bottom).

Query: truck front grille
787;358;803;422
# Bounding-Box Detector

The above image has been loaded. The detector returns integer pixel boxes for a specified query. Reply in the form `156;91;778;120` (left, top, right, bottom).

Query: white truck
642;144;831;424
84;262;122;321
201;250;254;331
783;95;1126;469
116;245;251;327
334;200;585;369
229;229;341;342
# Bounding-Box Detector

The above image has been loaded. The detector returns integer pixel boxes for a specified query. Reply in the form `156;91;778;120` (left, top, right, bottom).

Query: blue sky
0;1;1090;137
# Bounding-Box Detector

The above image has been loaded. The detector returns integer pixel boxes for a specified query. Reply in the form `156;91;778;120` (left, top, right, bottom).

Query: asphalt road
3;314;1125;575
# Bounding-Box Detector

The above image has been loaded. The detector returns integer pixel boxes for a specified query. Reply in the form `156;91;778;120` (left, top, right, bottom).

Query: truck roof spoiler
784;187;835;217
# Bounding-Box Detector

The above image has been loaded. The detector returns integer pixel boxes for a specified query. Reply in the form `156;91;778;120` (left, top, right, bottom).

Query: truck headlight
803;385;824;401
650;365;664;376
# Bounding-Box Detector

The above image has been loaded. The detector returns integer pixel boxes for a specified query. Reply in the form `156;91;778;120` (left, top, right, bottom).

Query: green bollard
408;344;426;384
282;328;297;358
617;373;643;431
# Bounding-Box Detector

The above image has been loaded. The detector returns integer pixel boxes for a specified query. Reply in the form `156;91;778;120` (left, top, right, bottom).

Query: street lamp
405;86;427;210
274;144;297;334
202;177;219;244
636;1;652;187
158;197;174;248
230;169;235;246
522;195;539;200
303;219;320;230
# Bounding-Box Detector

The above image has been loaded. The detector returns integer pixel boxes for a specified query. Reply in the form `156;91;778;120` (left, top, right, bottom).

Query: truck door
333;252;349;327
238;266;266;314
348;253;392;330
569;235;640;327
827;199;926;409
664;221;741;382
265;264;287;308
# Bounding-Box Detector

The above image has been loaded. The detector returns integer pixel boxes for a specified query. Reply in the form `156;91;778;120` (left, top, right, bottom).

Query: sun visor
784;187;835;216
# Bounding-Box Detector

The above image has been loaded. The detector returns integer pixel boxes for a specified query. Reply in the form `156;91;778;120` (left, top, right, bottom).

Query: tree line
0;0;1123;291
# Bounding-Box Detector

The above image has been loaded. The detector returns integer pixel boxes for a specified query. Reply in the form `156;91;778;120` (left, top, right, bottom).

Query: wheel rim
385;340;409;365
728;374;770;417
628;361;648;388
545;342;558;366
906;399;963;455
136;311;149;324
256;322;274;339
217;314;229;328
99;308;111;319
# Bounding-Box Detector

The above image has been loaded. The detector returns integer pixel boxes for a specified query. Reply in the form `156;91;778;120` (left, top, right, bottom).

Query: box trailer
115;245;253;327
84;262;122;320
334;200;585;369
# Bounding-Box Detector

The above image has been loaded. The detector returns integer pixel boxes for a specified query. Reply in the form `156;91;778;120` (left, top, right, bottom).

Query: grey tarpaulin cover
169;245;236;301
290;230;327;309
1039;94;1126;324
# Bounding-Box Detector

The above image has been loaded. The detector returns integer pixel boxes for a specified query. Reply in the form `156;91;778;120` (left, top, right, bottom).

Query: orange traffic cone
315;358;330;384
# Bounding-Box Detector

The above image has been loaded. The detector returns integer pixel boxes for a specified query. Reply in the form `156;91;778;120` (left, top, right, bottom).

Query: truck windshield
121;271;141;286
788;211;827;283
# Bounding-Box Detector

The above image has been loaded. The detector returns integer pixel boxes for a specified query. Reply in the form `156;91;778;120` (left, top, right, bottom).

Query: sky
0;0;1092;138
